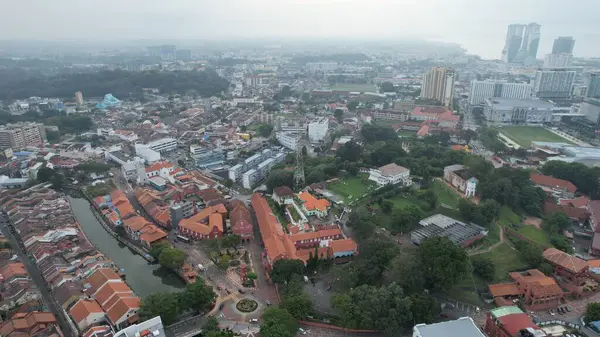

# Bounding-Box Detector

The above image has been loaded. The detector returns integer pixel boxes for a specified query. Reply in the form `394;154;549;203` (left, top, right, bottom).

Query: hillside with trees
0;69;230;100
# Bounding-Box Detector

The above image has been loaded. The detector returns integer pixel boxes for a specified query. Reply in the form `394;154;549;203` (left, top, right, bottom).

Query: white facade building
483;98;561;124
543;53;573;68
241;152;285;189
135;144;161;163
368;163;412;187
276;132;301;150
533;68;576;100
308;117;329;143
469;80;532;106
146;138;178;153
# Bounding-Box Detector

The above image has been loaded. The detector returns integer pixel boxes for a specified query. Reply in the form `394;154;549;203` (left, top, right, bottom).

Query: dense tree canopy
270;259;305;284
158;247;186;271
361;124;397;143
417;237;470;290
332;283;413;335
472;258;496;281
139;292;180;325
0;69;229;100
541;161;600;197
586;303;600;323
260;307;298;337
336;141;363;162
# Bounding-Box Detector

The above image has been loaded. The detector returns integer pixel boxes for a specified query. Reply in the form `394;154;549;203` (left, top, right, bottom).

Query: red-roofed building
488;269;564;310
484;306;548;337
83;325;113;337
70;298;105;331
145;161;174;179
543;201;589;223
589;200;600;231
530;173;577;195
178;204;227;240
229;200;253;241
289;229;343;249
543;248;588;279
298;191;330;218
410;106;459;128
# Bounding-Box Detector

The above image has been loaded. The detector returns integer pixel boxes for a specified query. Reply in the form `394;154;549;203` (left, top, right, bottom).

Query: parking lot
304;277;335;315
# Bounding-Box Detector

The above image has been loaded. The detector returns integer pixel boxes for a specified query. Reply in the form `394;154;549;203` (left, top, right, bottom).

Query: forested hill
0;69;230;100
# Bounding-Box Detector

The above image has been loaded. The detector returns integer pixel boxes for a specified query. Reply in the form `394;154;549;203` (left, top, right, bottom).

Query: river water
67;196;185;297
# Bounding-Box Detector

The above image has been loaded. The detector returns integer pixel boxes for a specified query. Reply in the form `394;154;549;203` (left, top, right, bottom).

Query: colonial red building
178;204;227;240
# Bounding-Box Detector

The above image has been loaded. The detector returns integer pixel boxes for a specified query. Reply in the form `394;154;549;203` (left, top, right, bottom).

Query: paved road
0;215;77;337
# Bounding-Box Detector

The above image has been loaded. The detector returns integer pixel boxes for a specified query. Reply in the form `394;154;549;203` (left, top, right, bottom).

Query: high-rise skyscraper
552;36;575;54
74;91;84;106
502;23;541;65
501;24;525;63
421;67;456;108
587;73;600;99
543;53;573;68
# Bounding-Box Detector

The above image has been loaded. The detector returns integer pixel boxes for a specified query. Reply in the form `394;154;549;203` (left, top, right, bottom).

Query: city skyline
0;0;599;59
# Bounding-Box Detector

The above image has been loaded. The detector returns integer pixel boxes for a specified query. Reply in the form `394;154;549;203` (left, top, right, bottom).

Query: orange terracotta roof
297;247;331;263
110;190;129;206
488;282;521;297
0;263;27;280
559;196;589;208
251;193;297;263
83;325;113;337
0;311;57;337
170;167;183;176
145;161;173;173
416;124;430;137
298;191;330;212
531;173;577;193
330;238;358;253
106;296;140;325
289;228;342;243
116;201;135;219
85;268;122;295
95;281;133;307
589;260;600;268
179;204;227;235
543;248;587;274
139;225;167;244
70;299;103;324
123;216;152;232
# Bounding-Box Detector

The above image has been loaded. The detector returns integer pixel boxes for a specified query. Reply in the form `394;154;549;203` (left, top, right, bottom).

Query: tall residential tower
421;67;456;108
502;23;541;65
552;36;575;54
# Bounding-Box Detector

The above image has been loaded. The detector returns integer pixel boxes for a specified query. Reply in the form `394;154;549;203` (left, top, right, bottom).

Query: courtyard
498;126;575;148
327;175;376;204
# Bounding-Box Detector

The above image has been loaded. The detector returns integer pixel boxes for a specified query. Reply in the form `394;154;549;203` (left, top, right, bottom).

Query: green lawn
517;226;551;246
498;126;574;148
432;180;461;208
472;243;528;282
498;206;521;226
328;175;375;204
330;83;378;92
397;130;416;138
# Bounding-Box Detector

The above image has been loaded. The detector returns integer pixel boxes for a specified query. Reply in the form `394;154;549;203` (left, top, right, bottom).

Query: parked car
249;319;259;324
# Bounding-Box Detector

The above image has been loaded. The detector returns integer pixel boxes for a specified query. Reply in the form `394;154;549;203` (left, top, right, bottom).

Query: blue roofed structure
95;93;121;109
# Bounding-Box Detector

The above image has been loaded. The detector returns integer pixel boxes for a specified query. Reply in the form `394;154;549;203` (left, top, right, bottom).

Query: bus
176;235;190;243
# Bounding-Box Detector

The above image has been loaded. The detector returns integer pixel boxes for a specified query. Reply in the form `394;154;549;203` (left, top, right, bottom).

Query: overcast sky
1;0;599;59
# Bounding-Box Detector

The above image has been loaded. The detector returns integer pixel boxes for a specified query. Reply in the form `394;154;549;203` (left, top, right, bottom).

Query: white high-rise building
533;68;576;100
543;53;573;68
469;80;532;106
502;23;541;65
308;117;329;143
421;67;455;108
502;24;525;63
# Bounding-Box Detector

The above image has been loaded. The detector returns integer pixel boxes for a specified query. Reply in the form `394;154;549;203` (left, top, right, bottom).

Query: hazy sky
1;0;599;59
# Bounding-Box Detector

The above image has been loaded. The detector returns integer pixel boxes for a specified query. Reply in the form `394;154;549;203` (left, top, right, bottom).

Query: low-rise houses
272;186;295;205
0;184;141;334
368;163;412;187
530;173;577;198
484;306;548;337
0;311;61;337
229;200;253;241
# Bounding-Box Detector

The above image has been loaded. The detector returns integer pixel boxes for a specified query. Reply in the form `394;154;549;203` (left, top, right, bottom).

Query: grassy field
330;83;378;92
328;175;375;204
516;225;551;247
432;180;461;208
397;130;416;138
498;126;574;148
498;206;521;226
472;243;528;282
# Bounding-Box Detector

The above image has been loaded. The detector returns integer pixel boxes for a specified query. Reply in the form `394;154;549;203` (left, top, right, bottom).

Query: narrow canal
67;196;185;297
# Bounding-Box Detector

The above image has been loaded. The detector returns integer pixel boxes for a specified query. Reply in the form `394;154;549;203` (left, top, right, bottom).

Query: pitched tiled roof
139;225;167;244
85;268;122;296
70;299;103;324
488;282;521;297
145;161;173;173
559;196;589;208
123;216;153;232
509;269;563;298
378;163;409;177
543;248;587;274
273;186;294;197
0;311;57;337
106;296;140;325
83;325;114;337
251;193;297;262
95;281;133;307
544;202;589;221
531;173;577;193
198;188;221;202
0;263;27;280
289;228;342;243
179;204;227;236
298;191;330;212
330;238;358;254
497;313;540;337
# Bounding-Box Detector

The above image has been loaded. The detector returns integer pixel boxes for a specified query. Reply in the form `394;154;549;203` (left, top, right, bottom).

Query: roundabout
236;298;258;313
